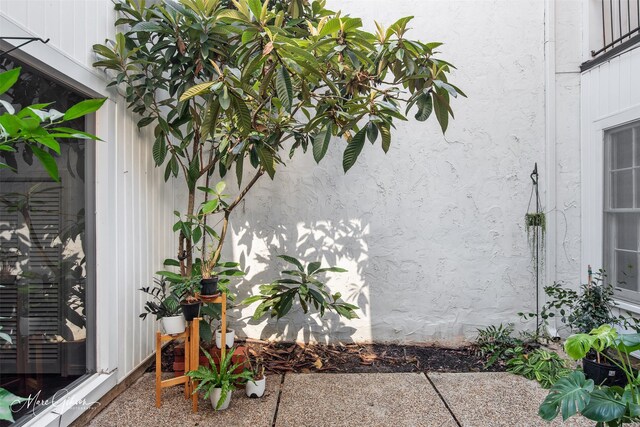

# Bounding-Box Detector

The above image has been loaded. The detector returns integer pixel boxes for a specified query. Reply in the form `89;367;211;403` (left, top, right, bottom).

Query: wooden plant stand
155;293;227;412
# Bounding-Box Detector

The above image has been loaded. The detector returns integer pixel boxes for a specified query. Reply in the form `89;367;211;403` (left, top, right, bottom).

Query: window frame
604;120;640;303
0;50;98;423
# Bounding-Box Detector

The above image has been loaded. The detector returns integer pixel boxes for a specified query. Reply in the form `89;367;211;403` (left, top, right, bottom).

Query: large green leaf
581;388;626;422
30;145;59;181
152;135;168;166
378;123;391;153
0;388;27;422
63;98;107;121
276;66;293;113
364;122;378;145
538;371;594;421
616;333;640;354
129;21;163;32
319;17;341;37
312;123;332;163
0;68;20;96
247;0;262;20
433;93;449;133
179;82;215;102
414;93;433;122
564;333;594;360
278;255;304;272
256;144;275;179
342;127;366;172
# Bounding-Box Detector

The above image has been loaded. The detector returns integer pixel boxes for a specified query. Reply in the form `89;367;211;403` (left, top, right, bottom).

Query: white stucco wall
220;0;584;344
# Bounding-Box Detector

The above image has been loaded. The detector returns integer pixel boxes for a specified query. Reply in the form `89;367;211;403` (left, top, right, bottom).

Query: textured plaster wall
553;1;583;288
208;1;583;344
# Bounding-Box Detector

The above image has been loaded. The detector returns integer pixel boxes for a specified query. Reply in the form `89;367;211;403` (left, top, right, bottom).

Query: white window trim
1;11;121;426
581;97;640;312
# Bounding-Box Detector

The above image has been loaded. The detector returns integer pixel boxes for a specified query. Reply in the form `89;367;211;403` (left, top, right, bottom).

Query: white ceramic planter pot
245;377;266;398
210;387;232;410
161;315;185;335
215;329;235;349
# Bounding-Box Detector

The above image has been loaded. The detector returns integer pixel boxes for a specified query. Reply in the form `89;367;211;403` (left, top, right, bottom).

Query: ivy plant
0;68;106;181
92;0;464;280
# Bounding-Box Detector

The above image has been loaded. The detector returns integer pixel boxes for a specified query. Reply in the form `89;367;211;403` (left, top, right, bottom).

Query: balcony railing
593;0;640;57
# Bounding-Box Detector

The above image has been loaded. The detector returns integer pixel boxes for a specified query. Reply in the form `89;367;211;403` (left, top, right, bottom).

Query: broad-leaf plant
539;325;640;426
0;68;106;181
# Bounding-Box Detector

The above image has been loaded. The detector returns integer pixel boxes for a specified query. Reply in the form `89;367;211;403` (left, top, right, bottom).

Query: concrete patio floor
87;371;603;426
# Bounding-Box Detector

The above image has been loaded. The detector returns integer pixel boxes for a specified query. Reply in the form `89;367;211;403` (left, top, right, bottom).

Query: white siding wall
0;1;175;381
581;46;640;297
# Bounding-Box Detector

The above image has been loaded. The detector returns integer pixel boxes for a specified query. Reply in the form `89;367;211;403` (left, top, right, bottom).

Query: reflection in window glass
0;56;89;424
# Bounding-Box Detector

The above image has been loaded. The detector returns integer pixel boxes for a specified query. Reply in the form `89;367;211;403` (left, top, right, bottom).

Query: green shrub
506;347;571;389
475;323;522;367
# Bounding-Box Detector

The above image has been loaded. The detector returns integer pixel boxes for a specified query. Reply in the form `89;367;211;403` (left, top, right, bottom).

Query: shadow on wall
228;217;371;344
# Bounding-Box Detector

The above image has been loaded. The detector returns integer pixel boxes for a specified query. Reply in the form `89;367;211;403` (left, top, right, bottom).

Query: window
605;121;640;302
0;55;93;423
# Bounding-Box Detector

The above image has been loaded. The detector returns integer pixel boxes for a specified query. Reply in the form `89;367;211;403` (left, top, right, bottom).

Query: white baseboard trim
20;371;117;427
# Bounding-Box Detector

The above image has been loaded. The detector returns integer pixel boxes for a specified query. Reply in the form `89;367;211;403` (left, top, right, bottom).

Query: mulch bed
150;340;503;374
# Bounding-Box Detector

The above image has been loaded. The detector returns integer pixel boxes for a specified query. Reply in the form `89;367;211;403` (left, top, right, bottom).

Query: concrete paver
276;372;457;427
89;373;280;427
429;372;595;427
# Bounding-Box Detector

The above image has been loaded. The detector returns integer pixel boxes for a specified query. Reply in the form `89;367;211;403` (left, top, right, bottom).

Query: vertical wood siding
581;47;640;284
0;1;176;381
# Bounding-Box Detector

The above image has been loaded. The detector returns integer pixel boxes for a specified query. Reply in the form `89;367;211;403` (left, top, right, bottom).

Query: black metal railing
593;0;640;57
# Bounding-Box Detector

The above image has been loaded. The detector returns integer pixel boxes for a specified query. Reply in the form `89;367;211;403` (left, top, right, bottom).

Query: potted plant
139;278;185;335
245;354;266;398
566;271;632;386
200;274;218;297
160;272;202;322
215;327;235;350
186;346;252;411
519;269;633;385
199;257;218;297
568;324;630;388
539;324;640;425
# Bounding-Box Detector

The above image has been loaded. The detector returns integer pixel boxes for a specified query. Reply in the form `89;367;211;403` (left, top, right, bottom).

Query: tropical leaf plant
539;326;640;426
242;254;359;320
0;68;105;181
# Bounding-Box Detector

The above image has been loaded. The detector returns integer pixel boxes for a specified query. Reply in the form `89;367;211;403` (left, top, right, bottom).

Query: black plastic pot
181;301;202;322
583;357;627;387
200;277;219;296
